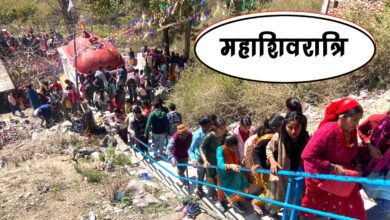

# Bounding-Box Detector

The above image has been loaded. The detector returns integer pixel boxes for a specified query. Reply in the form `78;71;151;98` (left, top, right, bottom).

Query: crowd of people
0;27;64;57
4;43;389;219
158;97;389;219
5;45;187;131
0;27;64;95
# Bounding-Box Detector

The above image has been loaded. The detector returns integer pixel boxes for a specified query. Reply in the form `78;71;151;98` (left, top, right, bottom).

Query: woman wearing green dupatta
216;135;249;214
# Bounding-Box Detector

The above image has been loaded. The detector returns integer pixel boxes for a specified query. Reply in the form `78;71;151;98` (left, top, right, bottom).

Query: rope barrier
132;137;390;186
176;164;390;186
129;142;357;220
133;136;171;163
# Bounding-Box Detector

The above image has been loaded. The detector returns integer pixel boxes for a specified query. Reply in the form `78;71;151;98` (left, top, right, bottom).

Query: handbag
318;169;359;197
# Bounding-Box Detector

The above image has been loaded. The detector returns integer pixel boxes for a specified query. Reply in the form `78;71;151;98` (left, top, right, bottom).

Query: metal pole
73;27;78;93
70;11;79;93
185;167;190;195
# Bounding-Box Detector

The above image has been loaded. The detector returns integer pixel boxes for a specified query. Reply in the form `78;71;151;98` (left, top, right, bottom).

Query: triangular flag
67;0;74;12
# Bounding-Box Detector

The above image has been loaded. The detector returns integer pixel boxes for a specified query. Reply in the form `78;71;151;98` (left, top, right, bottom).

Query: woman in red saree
357;110;390;175
301;98;367;220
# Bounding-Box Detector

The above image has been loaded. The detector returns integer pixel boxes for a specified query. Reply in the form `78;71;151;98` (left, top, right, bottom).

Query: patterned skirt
301;179;367;220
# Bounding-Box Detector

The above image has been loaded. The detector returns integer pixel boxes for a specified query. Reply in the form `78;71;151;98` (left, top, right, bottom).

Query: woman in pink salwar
301;98;367;220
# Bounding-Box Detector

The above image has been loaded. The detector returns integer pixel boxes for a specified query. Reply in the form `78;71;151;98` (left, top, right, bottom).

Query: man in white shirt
95;66;106;82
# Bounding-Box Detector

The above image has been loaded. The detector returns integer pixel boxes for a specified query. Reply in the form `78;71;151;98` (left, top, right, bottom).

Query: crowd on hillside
0;28;64;91
0;27;64;56
6;45;186;130
4;44;390;220
159;97;389;219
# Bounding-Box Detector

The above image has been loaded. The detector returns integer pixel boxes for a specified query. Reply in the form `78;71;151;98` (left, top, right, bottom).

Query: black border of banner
193;12;376;84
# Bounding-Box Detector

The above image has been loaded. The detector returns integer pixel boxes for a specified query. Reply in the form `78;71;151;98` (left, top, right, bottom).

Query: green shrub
113;154;132;166
120;196;133;208
295;2;390;101
74;165;105;183
171;1;390;127
178;195;200;205
342;3;390;90
69;135;83;149
169;62;291;127
105;147;131;166
261;0;323;12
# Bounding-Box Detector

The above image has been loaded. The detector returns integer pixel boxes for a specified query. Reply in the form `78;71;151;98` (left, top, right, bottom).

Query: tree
149;0;205;56
181;0;203;60
57;0;77;34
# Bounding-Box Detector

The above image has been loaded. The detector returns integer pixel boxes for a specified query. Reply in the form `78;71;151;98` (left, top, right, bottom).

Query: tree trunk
58;0;74;35
163;27;170;55
184;19;192;60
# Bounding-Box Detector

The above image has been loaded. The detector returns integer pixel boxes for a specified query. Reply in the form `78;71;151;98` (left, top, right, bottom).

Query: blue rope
175;164;390;186
133;137;390;186
133;136;171;162
130;143;357;220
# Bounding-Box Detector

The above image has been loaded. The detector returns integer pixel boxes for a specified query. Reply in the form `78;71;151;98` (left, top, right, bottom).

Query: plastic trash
138;173;153;181
138;170;153;181
88;211;96;220
185;203;201;216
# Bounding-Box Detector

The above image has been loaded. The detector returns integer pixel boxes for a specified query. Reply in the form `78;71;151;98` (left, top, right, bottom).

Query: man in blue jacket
33;103;53;128
188;115;213;196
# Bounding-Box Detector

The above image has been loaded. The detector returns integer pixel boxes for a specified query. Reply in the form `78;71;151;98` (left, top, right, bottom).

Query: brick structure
327;0;385;16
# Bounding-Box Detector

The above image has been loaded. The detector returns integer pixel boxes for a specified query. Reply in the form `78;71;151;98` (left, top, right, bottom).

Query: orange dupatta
223;144;240;166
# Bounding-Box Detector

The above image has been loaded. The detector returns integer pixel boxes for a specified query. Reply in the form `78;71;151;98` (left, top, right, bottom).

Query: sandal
251;200;264;216
175;204;186;212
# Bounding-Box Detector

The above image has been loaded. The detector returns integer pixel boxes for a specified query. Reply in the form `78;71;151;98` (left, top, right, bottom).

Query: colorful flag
130;19;140;27
204;10;209;22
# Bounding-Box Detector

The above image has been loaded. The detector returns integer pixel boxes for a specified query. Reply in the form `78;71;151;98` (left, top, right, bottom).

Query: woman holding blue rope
301;98;366;220
246;114;285;216
200;117;228;212
266;111;310;218
216;135;250;214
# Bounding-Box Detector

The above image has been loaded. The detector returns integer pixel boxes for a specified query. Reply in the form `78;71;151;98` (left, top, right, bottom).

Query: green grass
178;195;200;205
59;137;69;148
106;147;132;166
141;202;170;214
74;165;105;183
69;135;84;150
50;184;59;199
170;1;390;127
261;0;323;12
120;196;133;208
88;138;100;148
169;62;291;127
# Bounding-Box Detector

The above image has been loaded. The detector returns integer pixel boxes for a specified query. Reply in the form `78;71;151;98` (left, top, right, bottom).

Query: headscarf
318;98;361;128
